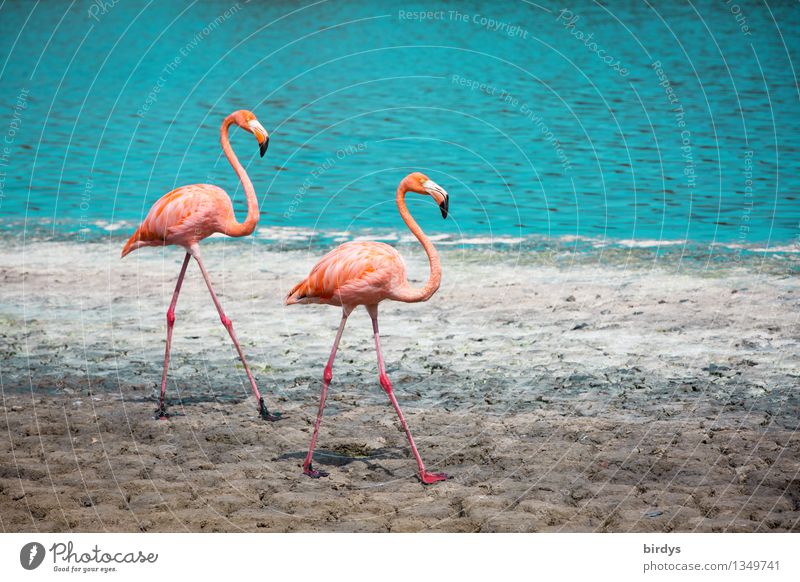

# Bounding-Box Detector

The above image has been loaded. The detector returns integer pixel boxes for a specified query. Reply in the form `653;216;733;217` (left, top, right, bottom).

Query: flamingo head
233;110;270;157
406;172;449;219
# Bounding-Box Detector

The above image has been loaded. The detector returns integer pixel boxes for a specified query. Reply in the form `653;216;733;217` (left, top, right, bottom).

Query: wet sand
1;240;799;532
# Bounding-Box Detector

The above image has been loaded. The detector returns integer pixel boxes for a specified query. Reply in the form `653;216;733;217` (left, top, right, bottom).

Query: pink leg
366;305;447;485
303;308;351;478
189;245;280;421
156;253;191;419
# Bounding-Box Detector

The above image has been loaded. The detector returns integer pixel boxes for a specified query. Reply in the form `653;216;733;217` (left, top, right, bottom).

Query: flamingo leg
155;252;191;419
367;305;447;485
188;245;281;421
303;308;351;478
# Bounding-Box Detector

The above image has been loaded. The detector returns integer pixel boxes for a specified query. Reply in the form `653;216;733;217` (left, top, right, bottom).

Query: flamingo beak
439;195;449;219
249;119;269;157
423;180;449;219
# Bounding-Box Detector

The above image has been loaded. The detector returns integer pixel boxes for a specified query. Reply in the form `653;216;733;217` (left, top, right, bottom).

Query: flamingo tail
285;279;309;305
121;229;142;258
121;226;163;257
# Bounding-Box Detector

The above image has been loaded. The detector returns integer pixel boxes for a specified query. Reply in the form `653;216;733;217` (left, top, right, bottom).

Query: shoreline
1;240;798;532
2;226;799;261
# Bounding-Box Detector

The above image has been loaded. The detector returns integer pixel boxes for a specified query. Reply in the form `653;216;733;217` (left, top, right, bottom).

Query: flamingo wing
286;241;406;305
121;185;232;256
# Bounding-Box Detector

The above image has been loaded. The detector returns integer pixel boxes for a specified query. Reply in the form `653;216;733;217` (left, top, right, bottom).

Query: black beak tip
439;197;449;219
259;138;269;158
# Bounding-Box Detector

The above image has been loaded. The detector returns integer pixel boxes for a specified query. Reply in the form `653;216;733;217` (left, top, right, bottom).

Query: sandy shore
1;239;799;532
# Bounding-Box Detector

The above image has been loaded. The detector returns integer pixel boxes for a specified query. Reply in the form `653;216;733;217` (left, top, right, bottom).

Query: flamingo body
286;241;407;307
121;184;233;257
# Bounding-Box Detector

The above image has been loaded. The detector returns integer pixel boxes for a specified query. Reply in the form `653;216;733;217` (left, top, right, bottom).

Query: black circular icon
20;542;46;570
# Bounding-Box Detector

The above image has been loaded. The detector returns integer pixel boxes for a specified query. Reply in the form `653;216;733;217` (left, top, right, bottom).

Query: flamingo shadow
277;446;407;473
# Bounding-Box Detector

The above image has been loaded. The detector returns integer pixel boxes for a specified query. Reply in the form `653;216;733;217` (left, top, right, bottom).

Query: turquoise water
0;0;798;250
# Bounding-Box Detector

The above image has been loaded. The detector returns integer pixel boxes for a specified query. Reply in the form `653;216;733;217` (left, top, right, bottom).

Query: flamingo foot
155;403;170;420
304;464;329;479
258;398;282;422
419;471;448;485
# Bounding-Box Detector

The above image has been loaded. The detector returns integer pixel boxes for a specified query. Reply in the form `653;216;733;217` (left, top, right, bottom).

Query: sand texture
1;240;799;532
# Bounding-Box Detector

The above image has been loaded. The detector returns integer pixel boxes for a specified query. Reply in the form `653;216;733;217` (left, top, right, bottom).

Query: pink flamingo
286;172;450;484
121;109;281;421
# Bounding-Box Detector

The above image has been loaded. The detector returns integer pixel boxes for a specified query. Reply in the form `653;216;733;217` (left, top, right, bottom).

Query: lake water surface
1;0;798;253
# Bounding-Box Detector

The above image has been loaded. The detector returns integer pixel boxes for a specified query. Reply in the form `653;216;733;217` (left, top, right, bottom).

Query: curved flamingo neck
220;114;260;237
392;182;441;303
